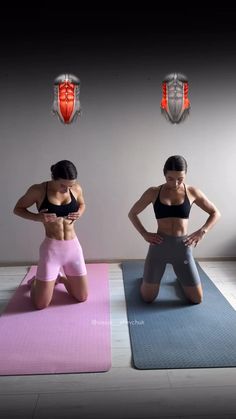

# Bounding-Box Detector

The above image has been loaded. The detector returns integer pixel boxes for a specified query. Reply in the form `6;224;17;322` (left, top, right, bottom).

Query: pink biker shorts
36;236;87;281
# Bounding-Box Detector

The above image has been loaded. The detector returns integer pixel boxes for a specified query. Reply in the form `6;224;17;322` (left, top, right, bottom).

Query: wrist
201;228;208;235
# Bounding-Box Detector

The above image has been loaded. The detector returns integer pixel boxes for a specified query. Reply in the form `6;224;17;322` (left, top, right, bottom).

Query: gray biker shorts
143;233;201;287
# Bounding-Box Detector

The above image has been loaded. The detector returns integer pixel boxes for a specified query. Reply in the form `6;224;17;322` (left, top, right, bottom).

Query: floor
1;261;236;419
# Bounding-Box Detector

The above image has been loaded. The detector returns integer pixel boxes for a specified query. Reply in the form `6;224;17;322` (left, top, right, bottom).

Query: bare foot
27;276;36;288
28;273;66;287
56;273;67;285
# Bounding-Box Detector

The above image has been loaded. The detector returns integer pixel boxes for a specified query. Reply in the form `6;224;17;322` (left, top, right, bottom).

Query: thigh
172;245;201;286
141;244;167;302
63;237;87;278
143;244;167;285
172;245;203;303
66;275;88;301
140;281;160;303
31;278;56;309
180;284;203;304
36;239;60;281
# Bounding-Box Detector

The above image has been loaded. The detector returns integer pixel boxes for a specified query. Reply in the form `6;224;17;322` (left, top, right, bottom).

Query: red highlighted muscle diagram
52;74;81;124
161;73;190;124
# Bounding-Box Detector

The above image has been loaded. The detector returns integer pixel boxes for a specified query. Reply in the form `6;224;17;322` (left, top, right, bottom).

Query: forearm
78;203;86;217
13;208;40;222
200;210;221;233
128;211;147;237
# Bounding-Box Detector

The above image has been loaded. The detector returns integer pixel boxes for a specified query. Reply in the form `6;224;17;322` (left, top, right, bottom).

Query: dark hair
51;160;77;180
163;155;187;175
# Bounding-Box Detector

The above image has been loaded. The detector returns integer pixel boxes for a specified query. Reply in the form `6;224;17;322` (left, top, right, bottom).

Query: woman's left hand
183;229;206;247
66;211;81;222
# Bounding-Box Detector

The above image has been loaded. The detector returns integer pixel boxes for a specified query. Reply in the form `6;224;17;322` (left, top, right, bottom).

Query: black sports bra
38;182;79;217
153;184;191;219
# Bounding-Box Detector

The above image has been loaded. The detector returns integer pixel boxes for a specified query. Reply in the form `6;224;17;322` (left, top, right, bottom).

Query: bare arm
184;188;221;247
128;188;163;244
194;189;221;233
76;186;86;217
13;185;43;222
66;184;86;222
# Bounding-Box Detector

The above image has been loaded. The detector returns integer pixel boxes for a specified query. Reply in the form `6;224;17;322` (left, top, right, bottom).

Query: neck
164;183;184;192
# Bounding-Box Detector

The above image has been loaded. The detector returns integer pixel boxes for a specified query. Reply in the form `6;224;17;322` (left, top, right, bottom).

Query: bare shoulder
72;182;83;197
146;185;161;194
140;185;161;204
149;186;161;192
186;185;202;199
14;182;46;209
150;185;162;200
129;186;160;214
187;184;220;214
186;185;213;206
25;182;45;196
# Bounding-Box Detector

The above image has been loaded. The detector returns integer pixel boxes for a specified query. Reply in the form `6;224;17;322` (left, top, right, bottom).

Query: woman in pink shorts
13;160;88;309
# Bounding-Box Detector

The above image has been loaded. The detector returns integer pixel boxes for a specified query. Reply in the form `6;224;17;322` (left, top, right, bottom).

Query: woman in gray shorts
128;155;221;304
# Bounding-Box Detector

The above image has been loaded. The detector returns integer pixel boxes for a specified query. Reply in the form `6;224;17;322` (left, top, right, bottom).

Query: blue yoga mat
121;260;236;369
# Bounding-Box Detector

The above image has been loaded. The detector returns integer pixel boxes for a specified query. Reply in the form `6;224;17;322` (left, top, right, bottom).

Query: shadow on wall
220;237;236;259
198;236;236;260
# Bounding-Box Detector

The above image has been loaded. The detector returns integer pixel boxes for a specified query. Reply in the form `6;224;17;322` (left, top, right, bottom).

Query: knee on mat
141;294;156;303
34;301;50;310
74;292;88;303
189;296;203;305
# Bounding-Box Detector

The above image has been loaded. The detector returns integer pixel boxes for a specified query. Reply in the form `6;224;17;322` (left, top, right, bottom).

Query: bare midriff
43;218;76;240
157;218;189;237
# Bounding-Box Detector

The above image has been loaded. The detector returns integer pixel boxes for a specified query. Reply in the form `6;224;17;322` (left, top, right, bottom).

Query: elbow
212;209;221;223
128;210;133;220
216;209;221;220
13;206;21;216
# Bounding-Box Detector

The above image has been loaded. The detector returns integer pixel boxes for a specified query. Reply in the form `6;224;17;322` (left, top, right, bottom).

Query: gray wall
1;22;236;263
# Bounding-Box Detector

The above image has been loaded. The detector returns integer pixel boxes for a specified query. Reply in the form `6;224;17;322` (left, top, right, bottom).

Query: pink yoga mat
0;264;111;375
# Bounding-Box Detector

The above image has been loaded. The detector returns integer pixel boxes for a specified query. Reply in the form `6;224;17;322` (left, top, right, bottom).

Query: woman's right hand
142;232;163;244
38;209;58;223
